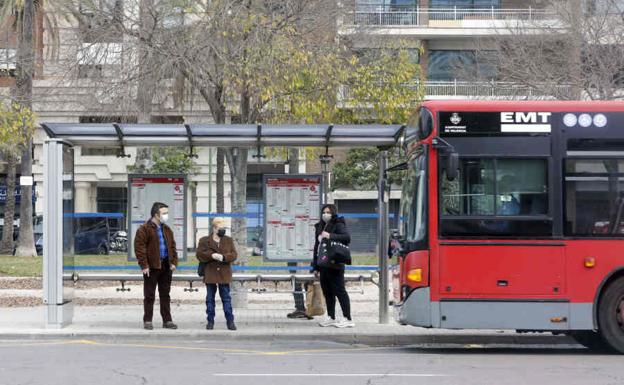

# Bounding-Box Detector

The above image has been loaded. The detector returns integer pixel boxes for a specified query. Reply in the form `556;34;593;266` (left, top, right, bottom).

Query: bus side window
565;158;624;236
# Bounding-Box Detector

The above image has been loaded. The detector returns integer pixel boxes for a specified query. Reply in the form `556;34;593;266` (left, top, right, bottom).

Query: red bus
392;100;624;352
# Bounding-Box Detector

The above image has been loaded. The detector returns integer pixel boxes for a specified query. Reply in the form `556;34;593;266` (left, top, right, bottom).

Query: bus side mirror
445;152;459;181
388;229;404;259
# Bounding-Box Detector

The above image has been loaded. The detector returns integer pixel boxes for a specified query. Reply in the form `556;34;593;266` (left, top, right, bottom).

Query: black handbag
317;240;351;268
197;261;208;277
327;240;352;265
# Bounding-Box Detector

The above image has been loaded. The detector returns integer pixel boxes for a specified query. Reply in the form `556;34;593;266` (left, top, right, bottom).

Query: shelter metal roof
41;123;416;148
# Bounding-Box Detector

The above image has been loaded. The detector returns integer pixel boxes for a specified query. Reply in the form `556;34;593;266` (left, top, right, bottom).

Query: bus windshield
401;146;427;244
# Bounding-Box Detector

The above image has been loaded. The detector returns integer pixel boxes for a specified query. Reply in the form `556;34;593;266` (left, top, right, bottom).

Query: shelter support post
378;150;390;324
43;139;74;328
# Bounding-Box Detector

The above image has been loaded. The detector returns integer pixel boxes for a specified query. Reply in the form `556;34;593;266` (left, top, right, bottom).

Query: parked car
74;217;110;255
32;216;112;255
34;216;43;255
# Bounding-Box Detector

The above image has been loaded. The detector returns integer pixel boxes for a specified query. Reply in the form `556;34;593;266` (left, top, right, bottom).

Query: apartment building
2;1;608;252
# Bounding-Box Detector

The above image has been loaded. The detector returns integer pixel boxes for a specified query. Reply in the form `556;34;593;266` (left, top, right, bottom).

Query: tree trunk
225;147;248;308
14;0;36;257
216;148;225;213
133;0;156;171
288;148;300;174
0;154;17;255
568;0;584;100
213;84;226;215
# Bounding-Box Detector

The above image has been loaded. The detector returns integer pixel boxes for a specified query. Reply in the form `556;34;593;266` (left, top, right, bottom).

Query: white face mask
160;214;169;224
322;213;332;223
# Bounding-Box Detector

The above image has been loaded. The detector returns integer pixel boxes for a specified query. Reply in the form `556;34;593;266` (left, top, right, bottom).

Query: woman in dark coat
311;204;354;328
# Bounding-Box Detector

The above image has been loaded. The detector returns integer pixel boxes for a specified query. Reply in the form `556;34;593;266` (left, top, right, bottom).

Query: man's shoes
334;318;355;328
318;316;337;327
227;321;237;331
206;322;214;330
287;310;311;319
143;322;153;330
163;321;178;329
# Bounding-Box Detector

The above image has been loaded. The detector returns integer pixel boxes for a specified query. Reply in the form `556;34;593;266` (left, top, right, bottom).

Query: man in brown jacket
196;217;238;330
135;202;178;330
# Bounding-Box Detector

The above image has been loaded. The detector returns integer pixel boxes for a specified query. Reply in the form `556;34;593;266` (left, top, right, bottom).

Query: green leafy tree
128;147;199;175
0;0;62;256
332;148;406;191
0;102;36;255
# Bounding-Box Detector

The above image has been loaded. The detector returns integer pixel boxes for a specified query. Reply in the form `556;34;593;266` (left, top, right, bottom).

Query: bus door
563;156;624;303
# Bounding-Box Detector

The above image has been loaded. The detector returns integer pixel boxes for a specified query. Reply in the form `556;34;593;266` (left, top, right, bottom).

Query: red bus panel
438;243;565;297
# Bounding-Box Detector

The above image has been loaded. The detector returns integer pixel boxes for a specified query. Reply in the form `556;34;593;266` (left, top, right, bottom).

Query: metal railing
64;272;377;294
346;6;553;27
422;80;570;98
339;79;566;99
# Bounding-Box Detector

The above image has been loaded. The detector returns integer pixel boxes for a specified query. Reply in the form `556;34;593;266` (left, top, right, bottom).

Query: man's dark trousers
143;258;172;322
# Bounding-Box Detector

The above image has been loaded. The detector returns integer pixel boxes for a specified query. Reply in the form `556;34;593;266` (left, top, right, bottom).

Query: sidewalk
0;304;579;347
0;278;578;347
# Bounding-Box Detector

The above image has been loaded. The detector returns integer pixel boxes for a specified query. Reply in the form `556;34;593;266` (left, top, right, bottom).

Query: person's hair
211;217;226;229
150;202;168;218
321;204;337;217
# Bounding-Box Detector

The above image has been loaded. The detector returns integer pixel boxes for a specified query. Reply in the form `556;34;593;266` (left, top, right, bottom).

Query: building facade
1;0;596;253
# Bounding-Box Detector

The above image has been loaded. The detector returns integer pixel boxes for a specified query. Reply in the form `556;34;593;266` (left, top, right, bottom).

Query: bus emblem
450;113;462;125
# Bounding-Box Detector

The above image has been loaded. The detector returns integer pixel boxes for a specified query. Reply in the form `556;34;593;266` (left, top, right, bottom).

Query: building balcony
338;80;566;103
346;6;552;25
339;6;556;37
422;80;567;100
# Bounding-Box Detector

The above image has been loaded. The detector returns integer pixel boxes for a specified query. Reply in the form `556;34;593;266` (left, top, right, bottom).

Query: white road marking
214;373;448;377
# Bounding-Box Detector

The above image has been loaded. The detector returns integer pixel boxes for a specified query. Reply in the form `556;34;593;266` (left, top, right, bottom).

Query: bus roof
421;100;624;113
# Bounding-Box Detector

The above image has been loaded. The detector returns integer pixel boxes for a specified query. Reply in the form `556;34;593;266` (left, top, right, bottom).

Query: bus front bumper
396;286;433;328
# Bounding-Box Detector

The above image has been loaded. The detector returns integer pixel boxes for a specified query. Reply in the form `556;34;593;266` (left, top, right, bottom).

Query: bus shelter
40;123;412;327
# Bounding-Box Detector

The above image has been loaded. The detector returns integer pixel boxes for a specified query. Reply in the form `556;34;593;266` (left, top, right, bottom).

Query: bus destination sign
440;111;552;136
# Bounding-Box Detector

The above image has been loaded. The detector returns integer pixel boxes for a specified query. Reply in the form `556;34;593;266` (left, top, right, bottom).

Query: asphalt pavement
1;338;621;385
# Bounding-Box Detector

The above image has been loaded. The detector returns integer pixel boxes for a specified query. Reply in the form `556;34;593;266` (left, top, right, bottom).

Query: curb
0;331;578;347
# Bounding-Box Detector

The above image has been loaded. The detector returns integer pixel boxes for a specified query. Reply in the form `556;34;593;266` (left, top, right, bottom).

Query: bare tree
474;0;624;100
13;0;36;257
56;0;339;304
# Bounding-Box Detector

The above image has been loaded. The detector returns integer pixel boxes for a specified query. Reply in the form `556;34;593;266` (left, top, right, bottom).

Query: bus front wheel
598;278;624;354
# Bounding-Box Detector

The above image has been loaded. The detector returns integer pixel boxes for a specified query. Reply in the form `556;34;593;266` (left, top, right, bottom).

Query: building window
151;116;184;124
79;116;138;123
79;0;124;43
76;42;122;79
77;64;103;79
356;1;418;11
565;159;624;237
430;0;501;8
427;50;497;81
81;148;119;156
0;48;16;77
96;187;127;231
584;0;624;15
355;48;420;64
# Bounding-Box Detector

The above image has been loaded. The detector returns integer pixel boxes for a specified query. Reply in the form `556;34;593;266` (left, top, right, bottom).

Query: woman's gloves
212;253;224;262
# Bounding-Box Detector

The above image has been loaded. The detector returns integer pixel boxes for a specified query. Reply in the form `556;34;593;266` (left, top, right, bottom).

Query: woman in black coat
311;204;354;328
